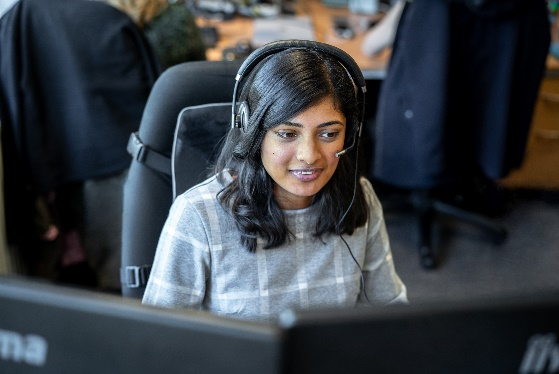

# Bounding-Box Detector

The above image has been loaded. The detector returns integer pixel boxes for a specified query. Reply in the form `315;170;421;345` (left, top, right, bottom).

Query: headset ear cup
236;101;250;133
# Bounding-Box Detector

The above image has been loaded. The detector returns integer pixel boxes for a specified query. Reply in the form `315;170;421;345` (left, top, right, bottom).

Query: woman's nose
296;137;321;165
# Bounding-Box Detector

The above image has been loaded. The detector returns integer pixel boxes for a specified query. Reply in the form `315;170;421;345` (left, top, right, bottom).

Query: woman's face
261;96;346;210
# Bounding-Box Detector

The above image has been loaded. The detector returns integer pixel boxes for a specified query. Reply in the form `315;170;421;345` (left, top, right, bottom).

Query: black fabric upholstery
0;0;161;281
0;0;161;190
121;60;242;298
372;0;549;189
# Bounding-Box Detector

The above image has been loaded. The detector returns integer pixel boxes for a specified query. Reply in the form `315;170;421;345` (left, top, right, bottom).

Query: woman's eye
274;131;297;139
273;129;341;141
320;131;341;140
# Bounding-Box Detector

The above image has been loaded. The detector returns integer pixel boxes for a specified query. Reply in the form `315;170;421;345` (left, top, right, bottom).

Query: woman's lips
291;168;322;181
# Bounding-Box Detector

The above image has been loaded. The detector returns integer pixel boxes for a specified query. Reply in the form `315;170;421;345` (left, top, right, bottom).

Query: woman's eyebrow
281;120;344;128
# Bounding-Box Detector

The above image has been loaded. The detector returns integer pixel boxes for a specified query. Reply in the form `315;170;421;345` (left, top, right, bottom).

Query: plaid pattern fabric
142;171;407;323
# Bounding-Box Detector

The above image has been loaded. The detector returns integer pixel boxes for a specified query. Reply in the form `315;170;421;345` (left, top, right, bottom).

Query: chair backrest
172;103;232;198
0;0;161;283
121;60;243;298
0;0;160;190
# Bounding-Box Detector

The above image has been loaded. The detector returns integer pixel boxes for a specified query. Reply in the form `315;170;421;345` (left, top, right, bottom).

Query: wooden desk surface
199;0;389;80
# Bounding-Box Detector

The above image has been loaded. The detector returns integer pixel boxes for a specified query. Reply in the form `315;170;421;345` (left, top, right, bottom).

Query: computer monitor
2;276;559;374
278;293;559;374
0;276;282;374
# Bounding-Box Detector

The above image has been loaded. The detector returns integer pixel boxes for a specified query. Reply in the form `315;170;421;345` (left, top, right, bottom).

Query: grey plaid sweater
142;171;407;323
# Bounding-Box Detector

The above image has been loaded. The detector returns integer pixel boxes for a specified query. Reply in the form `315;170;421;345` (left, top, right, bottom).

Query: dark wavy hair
214;47;368;252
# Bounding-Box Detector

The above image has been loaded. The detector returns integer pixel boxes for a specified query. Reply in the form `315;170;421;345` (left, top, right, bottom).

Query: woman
142;42;407;323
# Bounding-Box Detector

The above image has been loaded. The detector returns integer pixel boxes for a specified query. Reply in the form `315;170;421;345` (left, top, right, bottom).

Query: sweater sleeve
359;178;408;305
142;193;211;309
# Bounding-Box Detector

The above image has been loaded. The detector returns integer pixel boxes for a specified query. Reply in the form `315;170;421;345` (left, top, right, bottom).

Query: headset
230;39;367;158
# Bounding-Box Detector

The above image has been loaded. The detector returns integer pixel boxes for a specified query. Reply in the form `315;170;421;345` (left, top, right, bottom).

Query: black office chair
121;60;242;299
369;0;549;270
0;0;160;286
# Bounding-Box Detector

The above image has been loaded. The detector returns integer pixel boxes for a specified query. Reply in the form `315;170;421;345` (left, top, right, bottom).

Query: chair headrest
172;103;231;199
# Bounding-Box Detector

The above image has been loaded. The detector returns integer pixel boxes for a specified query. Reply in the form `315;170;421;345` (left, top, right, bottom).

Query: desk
198;0;389;80
499;56;559;190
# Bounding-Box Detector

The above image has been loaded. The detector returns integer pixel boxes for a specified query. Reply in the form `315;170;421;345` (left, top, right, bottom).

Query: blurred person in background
106;0;207;70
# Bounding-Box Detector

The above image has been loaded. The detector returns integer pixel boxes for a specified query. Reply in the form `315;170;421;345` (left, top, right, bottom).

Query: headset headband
231;39;367;132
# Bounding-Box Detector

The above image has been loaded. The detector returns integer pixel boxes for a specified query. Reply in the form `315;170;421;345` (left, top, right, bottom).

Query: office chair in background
369;0;550;269
121;60;242;299
0;0;160;289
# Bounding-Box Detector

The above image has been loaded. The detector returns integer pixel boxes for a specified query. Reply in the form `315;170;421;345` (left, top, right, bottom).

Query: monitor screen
2;276;558;374
0;276;282;374
278;294;559;374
